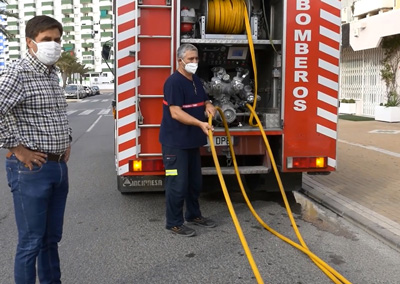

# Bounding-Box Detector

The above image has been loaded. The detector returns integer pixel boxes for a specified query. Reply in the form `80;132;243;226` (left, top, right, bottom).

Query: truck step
201;166;269;175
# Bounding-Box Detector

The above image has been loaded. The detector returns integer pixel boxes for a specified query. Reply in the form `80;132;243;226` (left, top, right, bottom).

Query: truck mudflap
117;175;165;193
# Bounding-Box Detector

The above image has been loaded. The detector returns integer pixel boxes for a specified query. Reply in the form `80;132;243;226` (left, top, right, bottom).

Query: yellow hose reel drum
205;0;251;34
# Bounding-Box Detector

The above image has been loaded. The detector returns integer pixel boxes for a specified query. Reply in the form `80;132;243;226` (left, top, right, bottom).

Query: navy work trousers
6;154;69;284
162;145;202;229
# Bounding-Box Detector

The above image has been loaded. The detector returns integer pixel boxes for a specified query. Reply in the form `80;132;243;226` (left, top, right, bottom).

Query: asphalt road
1;92;400;283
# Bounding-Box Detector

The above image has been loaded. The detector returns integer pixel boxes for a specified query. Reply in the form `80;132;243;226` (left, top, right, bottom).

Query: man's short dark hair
25;15;63;39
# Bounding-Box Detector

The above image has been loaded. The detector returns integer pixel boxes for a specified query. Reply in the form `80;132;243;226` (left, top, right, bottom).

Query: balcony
82;34;93;39
100;5;112;11
100;14;112;19
82;43;94;48
349;9;400;51
7;21;19;27
82;51;94;56
64;26;74;32
43;10;54;15
63;43;75;51
81;25;94;30
83;59;94;65
62;17;74;23
354;0;394;19
81;16;93;21
100;24;112;30
101;32;112;37
81;7;93;13
63;35;75;41
62;9;73;14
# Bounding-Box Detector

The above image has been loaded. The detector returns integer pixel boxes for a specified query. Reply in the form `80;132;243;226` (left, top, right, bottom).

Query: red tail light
287;157;327;169
130;159;164;172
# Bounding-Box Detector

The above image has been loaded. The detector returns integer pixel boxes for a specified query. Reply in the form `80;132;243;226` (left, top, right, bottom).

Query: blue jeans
6;154;69;284
162;145;202;229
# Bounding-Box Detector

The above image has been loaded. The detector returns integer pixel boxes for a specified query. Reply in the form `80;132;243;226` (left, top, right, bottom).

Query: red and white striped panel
316;0;341;168
283;0;341;172
116;0;140;175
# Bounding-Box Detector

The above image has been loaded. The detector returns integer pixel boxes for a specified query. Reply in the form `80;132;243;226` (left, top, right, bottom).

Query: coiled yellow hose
207;0;246;34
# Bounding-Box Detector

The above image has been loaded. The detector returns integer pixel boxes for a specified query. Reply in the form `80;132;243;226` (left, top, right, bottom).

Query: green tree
0;0;19;40
73;62;91;85
380;34;400;107
56;52;91;87
56;52;77;88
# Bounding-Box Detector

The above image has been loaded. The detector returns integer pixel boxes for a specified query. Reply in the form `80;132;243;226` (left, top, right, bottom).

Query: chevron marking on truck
317;0;341;168
116;0;139;175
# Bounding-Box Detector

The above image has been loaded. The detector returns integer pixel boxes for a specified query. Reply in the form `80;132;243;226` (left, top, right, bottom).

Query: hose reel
200;0;255;39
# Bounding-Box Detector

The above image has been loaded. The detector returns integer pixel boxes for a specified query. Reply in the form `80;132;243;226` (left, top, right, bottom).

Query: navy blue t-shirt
159;71;209;149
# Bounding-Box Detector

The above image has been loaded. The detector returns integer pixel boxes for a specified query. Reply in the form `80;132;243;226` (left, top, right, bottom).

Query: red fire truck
107;0;341;193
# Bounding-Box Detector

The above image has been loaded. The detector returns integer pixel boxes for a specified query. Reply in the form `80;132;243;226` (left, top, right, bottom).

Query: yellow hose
207;0;245;34
207;113;264;284
243;3;259;127
208;109;351;284
206;1;351;282
241;7;348;282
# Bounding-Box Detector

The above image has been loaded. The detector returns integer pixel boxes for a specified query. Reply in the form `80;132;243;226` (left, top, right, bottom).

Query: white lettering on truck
130;180;163;187
292;0;311;112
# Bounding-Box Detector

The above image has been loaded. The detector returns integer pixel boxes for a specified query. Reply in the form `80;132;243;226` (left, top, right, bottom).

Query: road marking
67;98;110;103
79;110;95;115
339;139;400;158
86;115;103;132
369;129;400;134
98;109;111;115
66;110;78;115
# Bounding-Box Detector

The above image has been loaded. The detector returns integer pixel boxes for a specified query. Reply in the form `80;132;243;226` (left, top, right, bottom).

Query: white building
340;0;400;116
4;0;113;84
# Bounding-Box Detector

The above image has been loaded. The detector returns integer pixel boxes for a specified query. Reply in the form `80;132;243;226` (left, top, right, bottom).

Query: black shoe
187;217;216;228
168;225;196;237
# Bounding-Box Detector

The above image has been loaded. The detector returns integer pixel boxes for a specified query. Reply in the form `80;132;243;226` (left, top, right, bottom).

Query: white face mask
31;40;62;65
182;59;198;74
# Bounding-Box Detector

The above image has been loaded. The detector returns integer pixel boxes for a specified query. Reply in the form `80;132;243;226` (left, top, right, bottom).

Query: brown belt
6;152;65;162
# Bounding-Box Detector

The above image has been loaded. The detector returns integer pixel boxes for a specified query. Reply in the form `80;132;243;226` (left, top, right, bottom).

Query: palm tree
74;63;91;85
56;51;92;87
0;0;19;40
56;52;77;88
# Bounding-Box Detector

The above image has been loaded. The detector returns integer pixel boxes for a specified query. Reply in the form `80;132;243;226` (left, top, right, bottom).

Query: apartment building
4;0;113;82
340;0;400;116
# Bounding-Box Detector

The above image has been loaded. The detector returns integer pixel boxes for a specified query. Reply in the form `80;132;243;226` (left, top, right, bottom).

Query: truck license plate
207;136;233;146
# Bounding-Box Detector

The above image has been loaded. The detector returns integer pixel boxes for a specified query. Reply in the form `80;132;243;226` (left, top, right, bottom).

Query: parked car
91;86;100;95
83;86;93;97
64;84;86;99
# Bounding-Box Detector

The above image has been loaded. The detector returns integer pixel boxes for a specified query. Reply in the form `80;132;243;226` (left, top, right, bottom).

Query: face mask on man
181;59;198;74
31;40;62;66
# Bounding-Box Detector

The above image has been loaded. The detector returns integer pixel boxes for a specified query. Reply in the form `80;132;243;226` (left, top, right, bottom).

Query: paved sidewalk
302;119;400;251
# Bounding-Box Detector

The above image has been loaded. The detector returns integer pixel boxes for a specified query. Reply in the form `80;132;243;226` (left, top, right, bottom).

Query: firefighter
159;44;217;237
